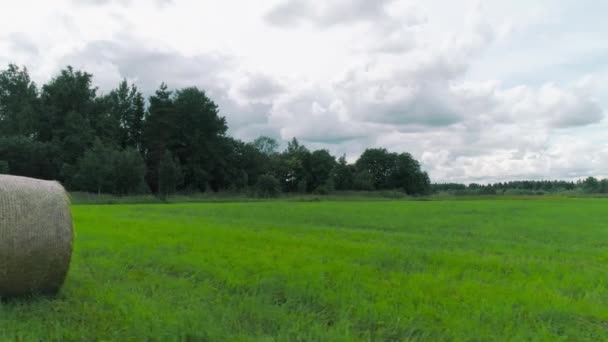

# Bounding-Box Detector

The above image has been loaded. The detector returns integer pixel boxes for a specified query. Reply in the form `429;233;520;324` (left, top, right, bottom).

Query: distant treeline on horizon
0;64;432;197
433;178;608;195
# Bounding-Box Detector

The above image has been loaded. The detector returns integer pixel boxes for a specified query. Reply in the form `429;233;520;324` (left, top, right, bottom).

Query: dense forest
0;64;432;197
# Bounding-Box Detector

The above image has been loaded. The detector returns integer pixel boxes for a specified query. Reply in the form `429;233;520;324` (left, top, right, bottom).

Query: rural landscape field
2;197;607;341
2;1;607;341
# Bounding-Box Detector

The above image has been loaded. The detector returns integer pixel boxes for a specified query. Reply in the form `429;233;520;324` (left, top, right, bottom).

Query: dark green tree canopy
0;64;39;137
97;79;145;149
39;66;97;142
0;63;435;197
356;148;430;194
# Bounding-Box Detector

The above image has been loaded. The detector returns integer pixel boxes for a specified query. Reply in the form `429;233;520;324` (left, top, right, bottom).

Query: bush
158;151;183;199
313;179;334;195
72;141;148;195
0;136;61;180
71;141;113;194
111;149;148;195
353;170;374;191
313;185;330;195
297;179;308;193
0;161;8;174
256;174;280;198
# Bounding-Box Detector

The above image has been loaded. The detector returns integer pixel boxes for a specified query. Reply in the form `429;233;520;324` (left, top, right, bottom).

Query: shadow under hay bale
0;175;73;298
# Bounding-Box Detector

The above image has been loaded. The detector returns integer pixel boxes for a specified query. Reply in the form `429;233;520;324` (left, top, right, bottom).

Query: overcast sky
1;0;607;183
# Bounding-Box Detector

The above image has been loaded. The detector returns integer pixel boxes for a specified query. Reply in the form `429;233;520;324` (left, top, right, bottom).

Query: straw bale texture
0;175;73;297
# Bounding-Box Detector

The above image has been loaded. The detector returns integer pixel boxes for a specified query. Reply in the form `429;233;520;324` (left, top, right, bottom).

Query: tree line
0;64;432;197
433;178;608;195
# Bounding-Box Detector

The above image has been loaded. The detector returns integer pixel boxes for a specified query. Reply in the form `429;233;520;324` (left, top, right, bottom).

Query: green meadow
2;198;608;341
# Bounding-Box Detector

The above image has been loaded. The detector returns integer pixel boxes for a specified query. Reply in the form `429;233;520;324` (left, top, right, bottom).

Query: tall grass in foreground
2;199;608;340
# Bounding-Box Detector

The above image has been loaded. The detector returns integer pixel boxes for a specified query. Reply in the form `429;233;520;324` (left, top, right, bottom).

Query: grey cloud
230;123;278;143
549;100;604;128
265;0;397;28
454;81;605;128
370;34;414;54
237;74;285;101
7;33;39;57
221;100;273;130
355;83;464;126
317;0;395;27
269;0;424;55
75;0;124;4
74;0;173;6
334;58;469;127
60;36;275;141
269;87;369;143
62;37;233;93
264;0;313;27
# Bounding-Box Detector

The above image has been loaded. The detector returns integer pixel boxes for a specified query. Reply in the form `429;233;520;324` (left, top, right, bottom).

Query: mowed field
2;198;608;341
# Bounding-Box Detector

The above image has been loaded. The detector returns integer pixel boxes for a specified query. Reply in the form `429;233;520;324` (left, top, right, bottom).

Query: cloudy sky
1;0;607;183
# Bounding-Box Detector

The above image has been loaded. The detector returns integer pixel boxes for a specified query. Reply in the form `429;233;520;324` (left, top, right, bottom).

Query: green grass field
2;198;608;341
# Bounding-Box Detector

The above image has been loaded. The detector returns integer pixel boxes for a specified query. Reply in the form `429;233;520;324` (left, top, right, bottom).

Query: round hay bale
0;175;73;297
